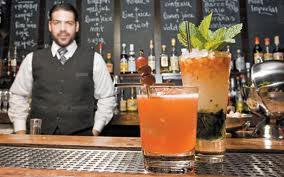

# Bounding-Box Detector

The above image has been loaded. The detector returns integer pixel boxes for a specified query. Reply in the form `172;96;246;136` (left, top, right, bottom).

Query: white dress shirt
8;41;116;133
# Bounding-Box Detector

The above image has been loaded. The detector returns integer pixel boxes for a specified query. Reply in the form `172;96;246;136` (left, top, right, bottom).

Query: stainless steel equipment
250;60;284;139
0;146;284;176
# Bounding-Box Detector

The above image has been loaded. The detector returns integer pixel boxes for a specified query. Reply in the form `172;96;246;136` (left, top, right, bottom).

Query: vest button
56;116;60;120
59;91;63;94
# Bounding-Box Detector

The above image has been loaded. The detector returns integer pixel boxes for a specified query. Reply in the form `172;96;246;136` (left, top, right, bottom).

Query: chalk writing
121;3;153;32
81;0;114;54
10;0;39;50
160;0;196;53
121;0;154;55
161;0;195;32
248;0;278;16
203;0;240;29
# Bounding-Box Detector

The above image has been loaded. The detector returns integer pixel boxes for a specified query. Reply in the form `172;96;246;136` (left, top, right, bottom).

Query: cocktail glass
137;86;199;173
180;51;231;163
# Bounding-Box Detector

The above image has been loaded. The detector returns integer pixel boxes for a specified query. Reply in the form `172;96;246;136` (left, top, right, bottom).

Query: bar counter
0;134;283;176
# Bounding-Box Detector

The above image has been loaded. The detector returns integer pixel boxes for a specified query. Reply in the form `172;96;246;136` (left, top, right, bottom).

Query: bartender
8;3;116;136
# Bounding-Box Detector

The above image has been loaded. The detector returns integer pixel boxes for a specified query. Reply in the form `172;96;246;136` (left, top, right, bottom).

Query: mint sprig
177;13;242;51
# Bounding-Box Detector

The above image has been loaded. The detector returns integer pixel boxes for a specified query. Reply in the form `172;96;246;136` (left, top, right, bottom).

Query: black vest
30;47;95;135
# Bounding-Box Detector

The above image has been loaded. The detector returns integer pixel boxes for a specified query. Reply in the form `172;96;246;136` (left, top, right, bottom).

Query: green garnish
177;13;243;51
258;81;271;87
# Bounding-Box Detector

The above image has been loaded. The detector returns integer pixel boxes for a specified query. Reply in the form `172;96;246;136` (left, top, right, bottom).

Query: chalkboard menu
0;0;9;42
81;0;114;56
247;0;284;61
9;0;40;57
120;0;154;55
160;0;198;54
44;0;77;48
0;0;7;26
202;0;241;53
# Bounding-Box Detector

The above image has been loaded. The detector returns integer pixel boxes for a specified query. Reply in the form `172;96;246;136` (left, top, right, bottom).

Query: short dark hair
49;3;78;21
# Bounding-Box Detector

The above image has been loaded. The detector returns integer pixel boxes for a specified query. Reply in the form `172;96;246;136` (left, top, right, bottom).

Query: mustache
58;32;70;36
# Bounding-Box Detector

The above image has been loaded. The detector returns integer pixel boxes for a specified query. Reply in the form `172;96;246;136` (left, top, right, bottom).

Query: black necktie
58;48;68;65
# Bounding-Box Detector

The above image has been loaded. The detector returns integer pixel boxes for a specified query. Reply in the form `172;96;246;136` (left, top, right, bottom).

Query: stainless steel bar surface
0;146;284;176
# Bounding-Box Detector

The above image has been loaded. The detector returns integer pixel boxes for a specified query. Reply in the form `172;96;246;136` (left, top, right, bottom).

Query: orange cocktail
137;86;198;173
180;51;231;163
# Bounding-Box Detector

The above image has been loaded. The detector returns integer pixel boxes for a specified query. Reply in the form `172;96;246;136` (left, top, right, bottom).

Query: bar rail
0;134;284;177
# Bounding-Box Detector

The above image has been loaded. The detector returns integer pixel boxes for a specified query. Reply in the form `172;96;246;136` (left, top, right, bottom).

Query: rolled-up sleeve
8;53;33;132
93;53;116;132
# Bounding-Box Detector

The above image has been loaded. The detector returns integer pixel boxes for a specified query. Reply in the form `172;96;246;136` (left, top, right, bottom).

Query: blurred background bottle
235;49;245;73
263;37;273;61
127;87;137;112
170;38;179;73
148;40;156;73
272;36;284;60
120;43;128;74
105;53;113;74
160;45;169;73
253;36;263;64
128;44;136;74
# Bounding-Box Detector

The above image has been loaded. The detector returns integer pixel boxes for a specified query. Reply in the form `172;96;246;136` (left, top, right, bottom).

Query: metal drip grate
0;146;284;176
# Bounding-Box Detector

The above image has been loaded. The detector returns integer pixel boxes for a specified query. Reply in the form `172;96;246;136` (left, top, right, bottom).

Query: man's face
49;10;79;47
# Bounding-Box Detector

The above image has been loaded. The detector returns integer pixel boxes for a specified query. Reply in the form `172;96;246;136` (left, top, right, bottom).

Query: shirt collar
51;40;78;59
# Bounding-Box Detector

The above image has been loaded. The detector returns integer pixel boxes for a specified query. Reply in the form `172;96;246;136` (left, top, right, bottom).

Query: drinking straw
185;21;190;51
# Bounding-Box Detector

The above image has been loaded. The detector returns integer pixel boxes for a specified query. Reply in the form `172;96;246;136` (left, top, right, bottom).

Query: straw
185;21;190;51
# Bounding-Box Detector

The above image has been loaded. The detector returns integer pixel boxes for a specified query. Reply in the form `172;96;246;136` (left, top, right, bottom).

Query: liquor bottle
253;36;263;64
119;89;127;112
127;87;137;112
228;77;236;114
235;49;245;72
235;77;244;113
98;42;103;57
6;49;11;79
227;45;236;73
128;44;136;73
272;36;284;60
263;37;273;61
170;38;179;73
148;40;156;73
235;89;244;113
245;62;252;86
2;50;8;81
11;46;17;79
160;45;169;73
105;53;113;74
120;43;128;74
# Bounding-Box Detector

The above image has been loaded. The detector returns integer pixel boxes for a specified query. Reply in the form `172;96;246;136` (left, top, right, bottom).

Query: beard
50;31;75;48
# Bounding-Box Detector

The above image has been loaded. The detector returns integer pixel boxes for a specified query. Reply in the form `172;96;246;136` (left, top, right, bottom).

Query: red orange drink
137;86;198;173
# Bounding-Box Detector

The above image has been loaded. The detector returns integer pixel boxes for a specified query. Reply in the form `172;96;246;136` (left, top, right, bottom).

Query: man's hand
92;129;100;136
15;130;26;135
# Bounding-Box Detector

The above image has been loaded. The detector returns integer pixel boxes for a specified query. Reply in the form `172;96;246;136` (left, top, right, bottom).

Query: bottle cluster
253;35;284;64
118;87;138;113
0;89;9;113
227;46;251;115
120;38;181;74
0;46;20;89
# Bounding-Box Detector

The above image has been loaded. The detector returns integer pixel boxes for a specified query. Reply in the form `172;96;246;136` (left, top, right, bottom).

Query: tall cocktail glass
180;51;231;163
137;86;199;173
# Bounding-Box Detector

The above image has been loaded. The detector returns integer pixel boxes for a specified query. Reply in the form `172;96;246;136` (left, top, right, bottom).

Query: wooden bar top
0;134;283;176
